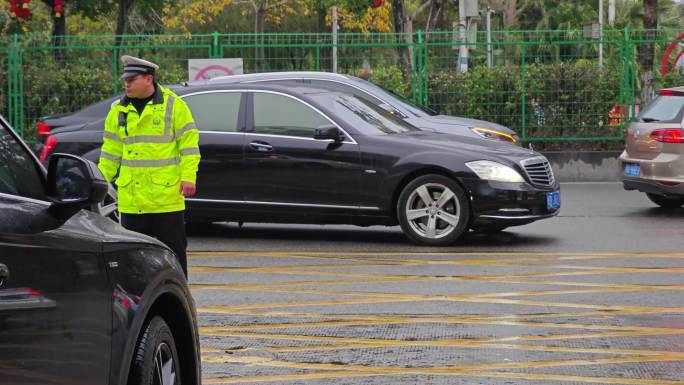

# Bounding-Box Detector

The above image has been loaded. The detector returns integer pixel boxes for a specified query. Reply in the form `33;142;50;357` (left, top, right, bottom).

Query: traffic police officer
98;55;200;277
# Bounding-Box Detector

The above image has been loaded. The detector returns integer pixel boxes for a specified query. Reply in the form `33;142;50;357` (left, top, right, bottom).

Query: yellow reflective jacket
98;85;200;214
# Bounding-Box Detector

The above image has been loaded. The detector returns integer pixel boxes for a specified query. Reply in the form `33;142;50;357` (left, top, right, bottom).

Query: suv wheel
646;193;684;209
129;316;180;385
397;174;470;246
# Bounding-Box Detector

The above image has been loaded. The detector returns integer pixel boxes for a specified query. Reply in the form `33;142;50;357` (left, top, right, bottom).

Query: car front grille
521;157;555;187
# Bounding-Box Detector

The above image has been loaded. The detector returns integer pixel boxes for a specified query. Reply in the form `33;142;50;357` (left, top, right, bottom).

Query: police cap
121;55;159;80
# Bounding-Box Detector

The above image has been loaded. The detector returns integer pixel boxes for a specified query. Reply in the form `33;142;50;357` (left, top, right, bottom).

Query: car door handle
0;263;8;287
249;141;273;152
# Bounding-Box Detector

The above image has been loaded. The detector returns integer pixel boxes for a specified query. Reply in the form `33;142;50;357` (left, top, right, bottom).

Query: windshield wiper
641;117;661;122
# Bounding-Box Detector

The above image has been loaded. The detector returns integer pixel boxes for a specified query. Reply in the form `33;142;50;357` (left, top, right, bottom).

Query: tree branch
410;0;431;20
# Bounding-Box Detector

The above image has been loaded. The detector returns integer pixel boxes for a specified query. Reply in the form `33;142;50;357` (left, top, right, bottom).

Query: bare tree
392;0;431;77
424;0;445;41
249;0;292;71
116;0;135;47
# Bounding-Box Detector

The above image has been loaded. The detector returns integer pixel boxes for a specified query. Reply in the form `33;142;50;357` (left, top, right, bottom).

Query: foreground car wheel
129;316;180;385
397;174;470;246
646;193;684;209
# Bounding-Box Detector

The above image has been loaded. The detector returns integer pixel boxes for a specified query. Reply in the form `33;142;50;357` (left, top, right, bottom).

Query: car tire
129;316;181;385
397;174;470;246
646;193;684;209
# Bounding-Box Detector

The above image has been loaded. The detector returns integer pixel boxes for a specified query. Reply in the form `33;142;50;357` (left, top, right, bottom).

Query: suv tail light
37;121;51;136
39;135;58;161
658;89;684;96
650;128;684;143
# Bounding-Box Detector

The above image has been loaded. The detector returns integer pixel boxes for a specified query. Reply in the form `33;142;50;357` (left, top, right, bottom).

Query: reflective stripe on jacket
98;85;200;214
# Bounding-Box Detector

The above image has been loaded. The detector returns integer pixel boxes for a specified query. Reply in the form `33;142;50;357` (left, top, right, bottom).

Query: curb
541;151;622;182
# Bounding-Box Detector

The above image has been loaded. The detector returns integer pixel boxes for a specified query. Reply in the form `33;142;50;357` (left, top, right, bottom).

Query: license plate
546;191;560;210
624;163;640;177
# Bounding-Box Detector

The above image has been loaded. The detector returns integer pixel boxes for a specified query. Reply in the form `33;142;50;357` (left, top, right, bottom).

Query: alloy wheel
153;342;177;385
405;183;461;239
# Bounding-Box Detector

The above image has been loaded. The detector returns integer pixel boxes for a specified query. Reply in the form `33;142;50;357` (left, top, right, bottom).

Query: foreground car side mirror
46;153;108;220
314;125;344;141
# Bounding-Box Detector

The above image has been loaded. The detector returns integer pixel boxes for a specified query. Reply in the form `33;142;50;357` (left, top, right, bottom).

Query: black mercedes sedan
0;115;201;384
43;82;559;246
204;71;521;144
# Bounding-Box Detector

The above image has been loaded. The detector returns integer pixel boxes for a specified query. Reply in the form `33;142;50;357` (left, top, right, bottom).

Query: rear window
637;95;684;123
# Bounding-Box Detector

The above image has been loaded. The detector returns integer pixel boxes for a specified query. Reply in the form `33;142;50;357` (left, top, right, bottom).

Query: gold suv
619;87;684;208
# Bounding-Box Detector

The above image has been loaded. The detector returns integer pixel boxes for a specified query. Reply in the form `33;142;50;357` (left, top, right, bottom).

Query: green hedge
16;58;624;144
427;61;623;141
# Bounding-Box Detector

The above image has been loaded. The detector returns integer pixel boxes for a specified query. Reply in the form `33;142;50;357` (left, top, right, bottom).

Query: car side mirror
314;125;344;141
46;153;108;220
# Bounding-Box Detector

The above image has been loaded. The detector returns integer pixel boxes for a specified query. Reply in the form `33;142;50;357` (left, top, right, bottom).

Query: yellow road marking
462;370;684;385
189;251;684;258
192;250;684;384
200;329;684;346
198;291;684;312
201;353;684;384
199;317;682;334
262;340;676;355
193;282;684;301
202;371;385;384
189;264;683;280
202;353;684;371
213;307;684;319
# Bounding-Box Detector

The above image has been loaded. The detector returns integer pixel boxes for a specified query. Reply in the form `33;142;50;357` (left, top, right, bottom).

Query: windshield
350;77;438;117
637;95;684;123
331;94;421;135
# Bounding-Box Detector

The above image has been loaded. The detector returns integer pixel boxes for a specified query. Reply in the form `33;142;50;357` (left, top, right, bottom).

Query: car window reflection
334;94;420;135
254;93;330;138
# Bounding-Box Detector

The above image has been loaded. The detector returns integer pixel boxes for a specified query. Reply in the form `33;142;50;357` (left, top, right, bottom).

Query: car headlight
465;160;525;183
472;127;519;144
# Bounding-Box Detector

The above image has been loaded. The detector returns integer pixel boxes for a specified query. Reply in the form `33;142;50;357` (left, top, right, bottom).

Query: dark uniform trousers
121;211;188;277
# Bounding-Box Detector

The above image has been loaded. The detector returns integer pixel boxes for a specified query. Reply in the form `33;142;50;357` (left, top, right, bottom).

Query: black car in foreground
43;83;560;246
0;115;200;384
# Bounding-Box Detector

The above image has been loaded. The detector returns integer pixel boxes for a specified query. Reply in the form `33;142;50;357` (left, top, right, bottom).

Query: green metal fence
423;30;629;142
3;29;683;143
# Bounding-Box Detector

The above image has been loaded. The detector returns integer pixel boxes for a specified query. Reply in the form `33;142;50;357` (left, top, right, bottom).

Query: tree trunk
316;4;331;71
52;11;66;62
317;2;326;33
254;6;267;72
489;0;516;66
405;17;414;73
424;0;445;42
639;0;657;105
116;0;136;47
41;0;66;61
392;0;411;78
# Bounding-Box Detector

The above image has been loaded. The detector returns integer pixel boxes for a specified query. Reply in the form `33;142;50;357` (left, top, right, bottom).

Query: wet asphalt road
187;182;684;384
188;182;684;253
